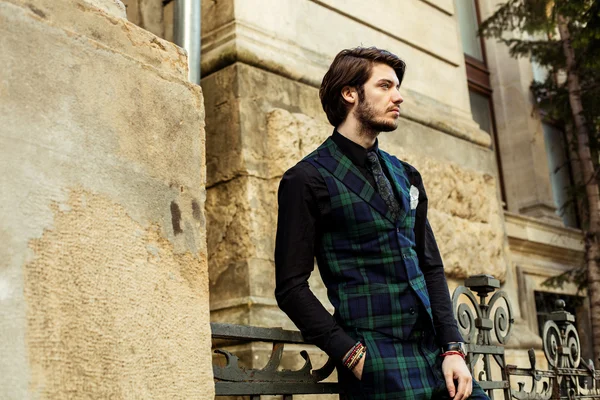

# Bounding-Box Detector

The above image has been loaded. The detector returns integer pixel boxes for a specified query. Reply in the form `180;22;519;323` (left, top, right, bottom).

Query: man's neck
336;119;378;149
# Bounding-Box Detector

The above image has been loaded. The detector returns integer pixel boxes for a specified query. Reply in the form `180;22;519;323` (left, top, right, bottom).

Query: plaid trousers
337;328;489;400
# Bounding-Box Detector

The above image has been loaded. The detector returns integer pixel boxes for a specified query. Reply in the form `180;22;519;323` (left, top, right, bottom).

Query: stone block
0;0;213;397
206;176;279;282
202;63;328;186
396;150;498;223
2;0;188;79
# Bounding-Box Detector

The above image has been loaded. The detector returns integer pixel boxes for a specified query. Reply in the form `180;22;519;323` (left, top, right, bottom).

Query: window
542;123;580;228
457;0;484;61
532;61;580;228
469;90;493;135
456;0;506;205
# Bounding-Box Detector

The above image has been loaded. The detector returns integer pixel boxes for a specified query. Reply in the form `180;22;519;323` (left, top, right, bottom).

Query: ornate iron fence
452;274;599;400
212;274;600;399
211;323;338;398
451;274;514;400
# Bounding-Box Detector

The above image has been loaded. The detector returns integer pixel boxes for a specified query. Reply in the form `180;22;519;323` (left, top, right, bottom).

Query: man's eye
381;84;390;89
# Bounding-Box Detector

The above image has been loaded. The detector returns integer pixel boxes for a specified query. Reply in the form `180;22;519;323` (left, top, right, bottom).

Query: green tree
478;0;600;364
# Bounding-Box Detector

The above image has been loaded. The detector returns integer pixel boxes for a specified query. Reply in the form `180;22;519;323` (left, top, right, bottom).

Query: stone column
0;0;214;398
481;0;560;222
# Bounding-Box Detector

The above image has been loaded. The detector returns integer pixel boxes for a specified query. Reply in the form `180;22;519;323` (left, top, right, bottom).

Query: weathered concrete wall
0;0;214;398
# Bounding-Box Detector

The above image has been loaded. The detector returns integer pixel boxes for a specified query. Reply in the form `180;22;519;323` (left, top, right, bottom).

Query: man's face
353;63;404;133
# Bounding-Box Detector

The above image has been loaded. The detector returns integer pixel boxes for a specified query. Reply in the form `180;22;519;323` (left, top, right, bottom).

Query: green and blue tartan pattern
337;330;490;400
303;138;489;399
337;329;443;399
303;138;433;340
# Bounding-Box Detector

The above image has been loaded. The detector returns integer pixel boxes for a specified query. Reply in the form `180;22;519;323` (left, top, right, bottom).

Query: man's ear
341;86;357;104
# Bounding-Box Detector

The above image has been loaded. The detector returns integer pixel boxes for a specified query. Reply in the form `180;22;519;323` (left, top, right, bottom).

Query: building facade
1;0;590;398
125;0;590;374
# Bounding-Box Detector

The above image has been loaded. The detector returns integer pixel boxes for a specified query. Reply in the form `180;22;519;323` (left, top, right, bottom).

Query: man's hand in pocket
352;350;366;380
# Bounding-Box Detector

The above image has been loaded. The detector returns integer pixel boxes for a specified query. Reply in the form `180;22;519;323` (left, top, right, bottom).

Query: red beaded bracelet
440;350;465;359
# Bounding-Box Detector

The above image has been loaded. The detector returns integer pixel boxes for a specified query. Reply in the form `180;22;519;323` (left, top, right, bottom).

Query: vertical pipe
174;0;201;84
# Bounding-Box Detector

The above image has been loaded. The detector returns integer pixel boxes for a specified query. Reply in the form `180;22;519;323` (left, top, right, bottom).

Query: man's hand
352;351;366;380
442;354;472;400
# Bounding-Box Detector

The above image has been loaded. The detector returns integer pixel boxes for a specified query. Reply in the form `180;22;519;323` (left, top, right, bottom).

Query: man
274;47;488;400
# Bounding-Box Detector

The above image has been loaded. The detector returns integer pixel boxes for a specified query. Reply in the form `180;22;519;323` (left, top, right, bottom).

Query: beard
353;97;399;138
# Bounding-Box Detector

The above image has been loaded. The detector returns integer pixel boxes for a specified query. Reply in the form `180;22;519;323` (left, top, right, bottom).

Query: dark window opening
456;0;507;207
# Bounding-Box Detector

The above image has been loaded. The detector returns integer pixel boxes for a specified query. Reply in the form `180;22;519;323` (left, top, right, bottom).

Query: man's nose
392;89;404;104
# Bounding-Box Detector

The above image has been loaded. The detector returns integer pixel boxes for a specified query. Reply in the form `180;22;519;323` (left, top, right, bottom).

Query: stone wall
0;0;214;398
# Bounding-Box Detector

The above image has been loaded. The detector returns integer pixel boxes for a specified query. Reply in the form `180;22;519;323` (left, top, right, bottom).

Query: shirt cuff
435;324;464;346
324;330;359;361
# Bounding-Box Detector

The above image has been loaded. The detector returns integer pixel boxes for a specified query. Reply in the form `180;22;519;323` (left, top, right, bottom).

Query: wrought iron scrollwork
490;290;513;346
477;294;600;400
211;323;338;397
452;274;515;400
213;344;335;383
453;286;481;344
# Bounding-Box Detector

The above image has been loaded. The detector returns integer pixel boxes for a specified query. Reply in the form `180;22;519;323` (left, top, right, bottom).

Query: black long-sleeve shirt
274;130;462;361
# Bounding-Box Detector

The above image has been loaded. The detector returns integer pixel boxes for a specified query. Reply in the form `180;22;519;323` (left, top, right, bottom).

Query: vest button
396;228;400;233
410;308;415;315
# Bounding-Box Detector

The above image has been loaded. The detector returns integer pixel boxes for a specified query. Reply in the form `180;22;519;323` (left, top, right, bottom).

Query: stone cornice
308;0;460;66
420;0;454;16
504;211;585;264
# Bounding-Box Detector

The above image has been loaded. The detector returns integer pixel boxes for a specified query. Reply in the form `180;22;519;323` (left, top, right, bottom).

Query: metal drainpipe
173;0;201;84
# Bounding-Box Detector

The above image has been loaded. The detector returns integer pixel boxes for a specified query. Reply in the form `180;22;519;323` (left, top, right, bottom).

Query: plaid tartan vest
304;138;434;339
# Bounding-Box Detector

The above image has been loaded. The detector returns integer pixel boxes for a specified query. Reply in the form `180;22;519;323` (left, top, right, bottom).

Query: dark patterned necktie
366;151;401;221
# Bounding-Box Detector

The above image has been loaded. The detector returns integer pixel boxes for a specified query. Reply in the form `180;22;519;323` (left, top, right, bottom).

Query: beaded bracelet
347;346;367;370
440;350;465;360
342;342;361;366
343;342;367;370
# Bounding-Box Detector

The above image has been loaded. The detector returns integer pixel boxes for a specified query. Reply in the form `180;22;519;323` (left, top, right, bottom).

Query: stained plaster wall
0;0;214;398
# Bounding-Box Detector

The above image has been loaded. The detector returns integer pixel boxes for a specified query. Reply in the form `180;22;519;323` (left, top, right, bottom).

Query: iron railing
212;274;600;399
211;323;338;398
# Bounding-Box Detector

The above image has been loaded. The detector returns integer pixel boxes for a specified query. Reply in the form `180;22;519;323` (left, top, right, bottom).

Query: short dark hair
319;47;406;127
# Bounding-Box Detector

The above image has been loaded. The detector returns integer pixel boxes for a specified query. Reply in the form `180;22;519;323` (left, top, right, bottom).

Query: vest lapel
379;151;410;226
313;138;395;224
